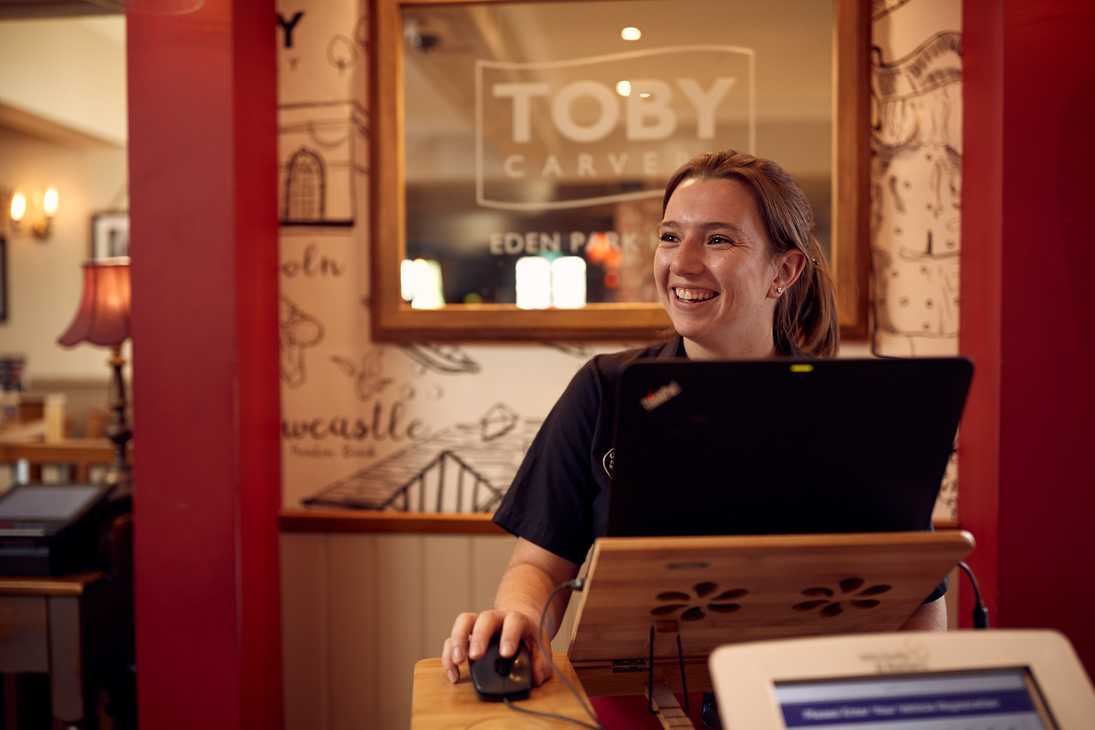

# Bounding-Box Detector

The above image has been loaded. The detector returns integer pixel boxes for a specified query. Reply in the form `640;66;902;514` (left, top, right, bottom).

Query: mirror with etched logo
371;0;868;340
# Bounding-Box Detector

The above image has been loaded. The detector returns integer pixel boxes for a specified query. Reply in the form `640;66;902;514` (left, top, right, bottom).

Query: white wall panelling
282;533;538;730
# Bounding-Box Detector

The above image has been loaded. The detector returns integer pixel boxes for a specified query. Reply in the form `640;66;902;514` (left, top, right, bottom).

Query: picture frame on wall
0;236;7;323
90;210;130;261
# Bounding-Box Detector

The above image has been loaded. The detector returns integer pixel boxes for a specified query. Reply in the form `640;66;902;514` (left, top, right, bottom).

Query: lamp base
106;346;133;498
104;463;133;496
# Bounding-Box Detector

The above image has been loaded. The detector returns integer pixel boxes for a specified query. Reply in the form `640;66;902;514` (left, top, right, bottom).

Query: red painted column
127;1;283;728
960;0;1095;671
958;0;1004;631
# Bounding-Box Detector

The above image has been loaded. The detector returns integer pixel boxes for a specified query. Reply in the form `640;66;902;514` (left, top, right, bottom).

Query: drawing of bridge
303;404;541;513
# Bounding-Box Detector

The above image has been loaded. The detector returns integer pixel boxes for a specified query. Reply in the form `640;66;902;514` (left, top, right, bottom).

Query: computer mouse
468;632;532;702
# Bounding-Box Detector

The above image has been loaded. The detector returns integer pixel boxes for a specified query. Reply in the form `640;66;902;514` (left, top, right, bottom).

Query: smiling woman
657;179;796;359
440;150;863;717
656;150;839;359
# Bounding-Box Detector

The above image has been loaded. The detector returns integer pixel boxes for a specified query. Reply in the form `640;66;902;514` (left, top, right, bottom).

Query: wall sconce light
4;186;59;240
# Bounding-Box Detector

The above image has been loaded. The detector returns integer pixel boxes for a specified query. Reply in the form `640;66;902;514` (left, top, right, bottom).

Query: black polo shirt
493;337;681;565
492;336;946;603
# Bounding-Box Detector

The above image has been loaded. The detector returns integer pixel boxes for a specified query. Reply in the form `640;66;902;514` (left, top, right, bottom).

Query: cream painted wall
0;127;128;380
0;14;127;383
0;17;127;145
274;0;848;512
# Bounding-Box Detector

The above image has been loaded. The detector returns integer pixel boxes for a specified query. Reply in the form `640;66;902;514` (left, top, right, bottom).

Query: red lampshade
58;258;131;348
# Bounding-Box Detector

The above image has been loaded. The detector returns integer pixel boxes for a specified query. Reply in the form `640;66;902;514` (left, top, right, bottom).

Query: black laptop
0;483;114;575
607;357;973;538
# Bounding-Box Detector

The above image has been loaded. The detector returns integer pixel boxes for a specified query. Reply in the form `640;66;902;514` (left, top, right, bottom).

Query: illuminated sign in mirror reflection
401;0;833;311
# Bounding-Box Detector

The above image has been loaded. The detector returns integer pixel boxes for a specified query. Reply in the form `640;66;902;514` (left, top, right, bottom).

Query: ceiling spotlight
615;80;632;97
621;26;641;41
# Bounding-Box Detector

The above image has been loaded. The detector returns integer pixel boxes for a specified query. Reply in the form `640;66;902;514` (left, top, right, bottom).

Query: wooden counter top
0;572;105;597
279;508;504;535
411;654;593;729
280;508;957;535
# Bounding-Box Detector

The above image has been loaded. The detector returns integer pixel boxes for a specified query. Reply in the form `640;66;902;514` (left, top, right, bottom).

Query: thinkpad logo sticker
640;380;682;411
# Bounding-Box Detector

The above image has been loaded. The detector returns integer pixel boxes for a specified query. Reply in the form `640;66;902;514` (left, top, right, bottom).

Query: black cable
647;625;656;714
513;577;602;729
676;633;690;714
957;560;990;629
503;697;601;729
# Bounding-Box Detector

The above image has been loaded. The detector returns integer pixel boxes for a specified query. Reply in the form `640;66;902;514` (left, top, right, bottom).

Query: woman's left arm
900;597;947;631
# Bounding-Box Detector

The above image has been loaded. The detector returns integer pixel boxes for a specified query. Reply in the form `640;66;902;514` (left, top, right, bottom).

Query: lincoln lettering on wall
371;0;870;340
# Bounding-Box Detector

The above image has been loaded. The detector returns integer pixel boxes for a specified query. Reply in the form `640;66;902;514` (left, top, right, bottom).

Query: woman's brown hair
662;149;839;358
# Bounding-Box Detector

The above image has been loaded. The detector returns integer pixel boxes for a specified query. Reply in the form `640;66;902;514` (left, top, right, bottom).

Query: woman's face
655;176;787;359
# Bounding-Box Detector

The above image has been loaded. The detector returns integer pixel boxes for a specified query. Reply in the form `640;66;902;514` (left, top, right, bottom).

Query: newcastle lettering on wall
281;400;429;444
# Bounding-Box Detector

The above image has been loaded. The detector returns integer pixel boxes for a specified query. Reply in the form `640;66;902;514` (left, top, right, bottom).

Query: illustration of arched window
284;148;326;221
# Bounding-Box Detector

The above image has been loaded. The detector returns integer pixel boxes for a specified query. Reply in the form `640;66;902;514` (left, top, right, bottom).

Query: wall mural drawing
277;3;367;225
872;0;912;20
284;148;326;221
331;350;394;401
353;12;368;49
398;343;481;375
870;28;961;357
280;295;325;388
327;34;357;73
278;100;368;226
304;403;540;513
543;343;593;359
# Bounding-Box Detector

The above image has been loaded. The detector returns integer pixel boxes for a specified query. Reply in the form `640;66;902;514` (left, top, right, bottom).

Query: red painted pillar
127;1;283;727
960;0;1095;671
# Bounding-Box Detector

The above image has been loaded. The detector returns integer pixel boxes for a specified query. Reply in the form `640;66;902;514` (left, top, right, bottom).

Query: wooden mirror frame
370;0;869;342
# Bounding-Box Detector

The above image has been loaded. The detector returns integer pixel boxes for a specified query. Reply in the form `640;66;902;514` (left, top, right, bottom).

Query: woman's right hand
441;608;553;687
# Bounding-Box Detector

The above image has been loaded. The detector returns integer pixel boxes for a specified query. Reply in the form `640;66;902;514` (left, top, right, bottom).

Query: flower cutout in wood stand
650;582;749;622
792;577;892;617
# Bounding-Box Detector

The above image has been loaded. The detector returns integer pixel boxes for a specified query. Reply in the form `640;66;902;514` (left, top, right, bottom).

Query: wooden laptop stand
565;531;975;728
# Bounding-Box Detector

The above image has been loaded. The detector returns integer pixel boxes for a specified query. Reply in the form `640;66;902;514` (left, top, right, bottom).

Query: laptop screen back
608;357;973;538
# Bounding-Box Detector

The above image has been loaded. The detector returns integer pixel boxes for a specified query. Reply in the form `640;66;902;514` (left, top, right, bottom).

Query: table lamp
57;257;132;492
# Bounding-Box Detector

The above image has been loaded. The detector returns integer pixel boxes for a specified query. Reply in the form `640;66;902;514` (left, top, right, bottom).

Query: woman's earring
776;286;784;296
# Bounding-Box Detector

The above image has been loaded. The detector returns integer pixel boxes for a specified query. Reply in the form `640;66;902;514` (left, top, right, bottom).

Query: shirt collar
657;335;801;359
656;335;687;360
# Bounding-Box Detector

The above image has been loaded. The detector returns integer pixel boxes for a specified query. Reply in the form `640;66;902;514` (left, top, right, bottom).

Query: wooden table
0;572;132;729
412;654;593;729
